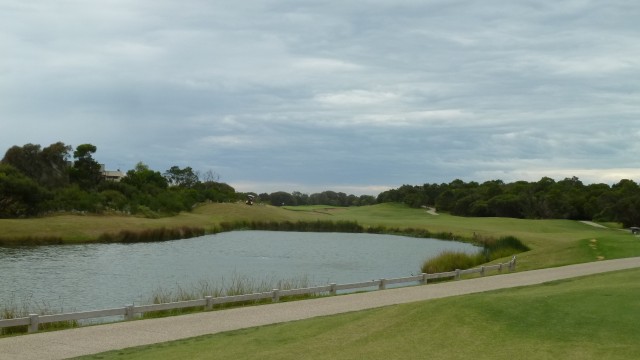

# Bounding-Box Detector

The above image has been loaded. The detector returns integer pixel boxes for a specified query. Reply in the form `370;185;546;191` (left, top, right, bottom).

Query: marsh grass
421;235;529;274
215;219;365;233
141;274;313;319
0;295;78;335
97;226;205;243
0;235;63;246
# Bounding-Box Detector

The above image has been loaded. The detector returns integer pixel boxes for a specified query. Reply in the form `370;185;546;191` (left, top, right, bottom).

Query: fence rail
1;256;516;334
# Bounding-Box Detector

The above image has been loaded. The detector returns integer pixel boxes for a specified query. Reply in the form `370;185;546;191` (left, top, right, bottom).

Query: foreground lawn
75;268;640;360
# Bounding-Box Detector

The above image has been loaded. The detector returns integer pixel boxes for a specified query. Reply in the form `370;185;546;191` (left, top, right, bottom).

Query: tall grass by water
97;226;205;243
0;295;78;335
143;274;312;318
421;235;529;274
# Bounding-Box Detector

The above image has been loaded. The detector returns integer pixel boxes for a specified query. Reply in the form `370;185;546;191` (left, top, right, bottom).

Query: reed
0;296;78;335
97;226;205;243
421;235;529;274
141;274;313;318
0;235;63;246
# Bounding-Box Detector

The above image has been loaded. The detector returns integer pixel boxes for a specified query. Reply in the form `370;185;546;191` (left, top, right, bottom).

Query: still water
0;231;479;312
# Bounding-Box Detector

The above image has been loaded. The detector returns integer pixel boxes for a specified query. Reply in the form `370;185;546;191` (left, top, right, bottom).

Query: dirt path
425;207;438;215
2;257;640;360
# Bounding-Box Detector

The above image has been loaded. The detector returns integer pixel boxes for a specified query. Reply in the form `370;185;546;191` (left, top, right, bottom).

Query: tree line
4;142;639;227
0;142;237;218
256;191;377;207
377;177;640;227
0;142;375;218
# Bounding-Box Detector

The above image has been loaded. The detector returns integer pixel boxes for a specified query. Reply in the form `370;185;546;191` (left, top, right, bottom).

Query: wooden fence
1;256;516;334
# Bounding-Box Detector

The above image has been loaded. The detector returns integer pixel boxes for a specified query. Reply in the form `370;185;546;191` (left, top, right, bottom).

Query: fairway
2;202;639;271
74;267;640;360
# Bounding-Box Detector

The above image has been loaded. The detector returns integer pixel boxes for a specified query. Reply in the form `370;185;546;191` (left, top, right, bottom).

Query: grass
1;202;639;269
421;235;530;273
3;202;640;355
142;275;313;318
0;295;78;335
74;268;640;360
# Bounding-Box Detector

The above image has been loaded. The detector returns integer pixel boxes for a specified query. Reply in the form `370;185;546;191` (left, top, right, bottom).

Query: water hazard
0;231;479;312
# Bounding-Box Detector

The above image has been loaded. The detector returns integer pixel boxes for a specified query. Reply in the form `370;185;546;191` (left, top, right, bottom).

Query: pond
0;231;479;313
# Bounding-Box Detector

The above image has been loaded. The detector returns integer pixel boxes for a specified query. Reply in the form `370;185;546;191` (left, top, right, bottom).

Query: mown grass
74;268;640;360
2;202;639;270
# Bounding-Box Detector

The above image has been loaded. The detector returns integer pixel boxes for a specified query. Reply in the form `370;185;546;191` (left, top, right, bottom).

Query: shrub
97;226;205;243
421;251;481;274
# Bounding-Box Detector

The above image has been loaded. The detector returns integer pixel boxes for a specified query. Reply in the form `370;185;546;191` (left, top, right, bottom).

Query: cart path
2;257;640;360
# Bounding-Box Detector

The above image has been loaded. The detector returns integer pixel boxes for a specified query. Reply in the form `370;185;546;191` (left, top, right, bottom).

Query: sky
1;1;639;195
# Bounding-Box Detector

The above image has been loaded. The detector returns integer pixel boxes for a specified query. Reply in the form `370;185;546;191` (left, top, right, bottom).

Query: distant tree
121;162;168;191
69;144;102;190
2;143;42;180
1;142;72;188
0;164;49;217
291;191;309;206
269;191;295;206
164;166;199;188
39;142;72;187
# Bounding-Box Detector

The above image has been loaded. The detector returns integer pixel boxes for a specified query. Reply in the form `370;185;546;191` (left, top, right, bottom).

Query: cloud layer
2;1;639;194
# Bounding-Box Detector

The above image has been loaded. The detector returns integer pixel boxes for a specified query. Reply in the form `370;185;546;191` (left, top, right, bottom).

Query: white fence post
420;273;428;285
272;289;280;303
125;305;135;320
28;314;39;333
455;269;461;280
205;296;213;310
379;279;386;290
480;266;485;276
510;256;517;271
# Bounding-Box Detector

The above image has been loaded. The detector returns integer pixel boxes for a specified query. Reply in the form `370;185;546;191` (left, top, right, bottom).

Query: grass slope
75;268;640;360
2;202;639;271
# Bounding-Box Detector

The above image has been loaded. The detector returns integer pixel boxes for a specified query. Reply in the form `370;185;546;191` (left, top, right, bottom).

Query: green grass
74;268;640;360
2;202;640;271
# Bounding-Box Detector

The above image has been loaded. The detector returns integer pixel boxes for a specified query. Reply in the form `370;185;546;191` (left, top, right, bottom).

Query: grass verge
74;268;640;360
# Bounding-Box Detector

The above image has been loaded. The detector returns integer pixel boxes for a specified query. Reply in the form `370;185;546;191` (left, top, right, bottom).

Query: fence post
272;289;280;303
510;256;517;271
330;283;337;296
480;266;485;276
125;305;135;321
455;269;461;280
420;273;428;285
205;296;213;310
498;263;503;273
379;279;386;290
28;314;39;333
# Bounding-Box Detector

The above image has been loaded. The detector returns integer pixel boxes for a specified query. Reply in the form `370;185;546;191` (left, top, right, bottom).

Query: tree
1;142;72;188
121;162;168;191
0;164;49;217
69;144;102;190
164;166;199;188
269;191;295;206
39;142;72;187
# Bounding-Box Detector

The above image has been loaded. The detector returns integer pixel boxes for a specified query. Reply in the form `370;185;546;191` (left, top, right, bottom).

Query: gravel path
2;257;640;360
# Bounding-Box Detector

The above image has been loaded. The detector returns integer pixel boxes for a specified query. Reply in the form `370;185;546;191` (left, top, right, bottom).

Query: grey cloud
1;0;639;194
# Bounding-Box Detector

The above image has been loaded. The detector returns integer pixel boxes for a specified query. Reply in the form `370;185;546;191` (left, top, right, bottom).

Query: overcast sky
1;1;639;195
